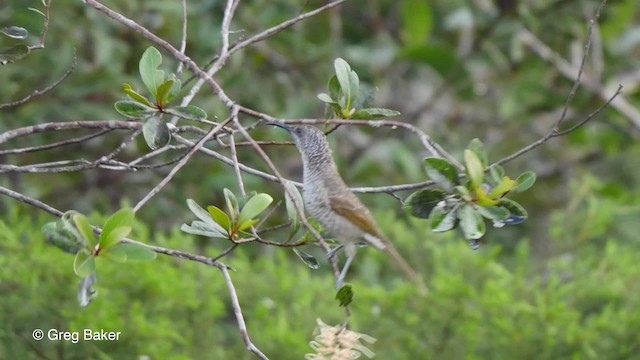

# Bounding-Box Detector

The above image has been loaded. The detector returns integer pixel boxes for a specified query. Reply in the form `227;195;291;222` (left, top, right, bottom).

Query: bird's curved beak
265;121;293;131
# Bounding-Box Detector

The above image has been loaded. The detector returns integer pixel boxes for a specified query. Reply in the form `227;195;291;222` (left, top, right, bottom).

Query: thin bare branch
133;119;233;212
0;130;111;155
220;266;269;360
0;55;76;110
176;0;188;76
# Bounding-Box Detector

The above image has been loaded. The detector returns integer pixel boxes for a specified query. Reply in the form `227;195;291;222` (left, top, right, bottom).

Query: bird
271;123;427;292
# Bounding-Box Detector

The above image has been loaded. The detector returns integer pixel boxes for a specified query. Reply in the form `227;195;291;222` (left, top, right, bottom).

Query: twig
0;130;111;155
176;0;188;76
229;109;246;197
133;119;232;212
220;266;269;360
0;55;76;110
0;120;139;144
28;0;52;50
82;0;234;107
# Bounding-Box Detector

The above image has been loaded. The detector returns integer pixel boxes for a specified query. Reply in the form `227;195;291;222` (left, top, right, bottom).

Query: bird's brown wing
328;194;386;241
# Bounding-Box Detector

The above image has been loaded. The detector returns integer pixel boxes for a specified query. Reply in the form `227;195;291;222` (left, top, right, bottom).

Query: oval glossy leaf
513;171;536;192
473;204;510;220
457;204;485;240
467;138;488;168
0;44;30;64
166;78;182;104
73;213;96;248
350;108;401;119
73;250;96;278
166;105;207;121
238;193;273;225
99;226;132;250
122;83;154;107
0;26;28;39
99;208;135;245
334;58;357;109
223;189;239;220
181;221;227;238
238;219;260;232
424;157;459;191
336;284;354;307
430;203;457;232
208;206;231;231
114;100;156;119
317;93;336;104
186;199;220;228
293;248;319;269
496;198;528;225
106;243;157;262
464;149;484;190
328;75;341;102
487;176;516;199
489;164;505;186
142;116;171;150
42;221;84;254
101;245;128;263
155;79;175;107
139;46;165;97
403;189;446;218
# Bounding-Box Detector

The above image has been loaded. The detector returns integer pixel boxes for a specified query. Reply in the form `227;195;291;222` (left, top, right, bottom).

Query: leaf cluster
404;139;536;246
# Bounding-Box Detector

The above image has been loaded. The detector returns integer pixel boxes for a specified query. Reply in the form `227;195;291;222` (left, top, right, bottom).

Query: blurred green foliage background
1;0;640;358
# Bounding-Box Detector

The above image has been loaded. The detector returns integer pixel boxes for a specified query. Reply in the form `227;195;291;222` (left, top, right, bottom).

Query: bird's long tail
364;233;428;293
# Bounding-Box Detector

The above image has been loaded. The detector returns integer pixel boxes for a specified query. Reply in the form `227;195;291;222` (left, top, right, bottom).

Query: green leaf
468;138;488;168
166;78;182;103
114;100;156;119
155;79;175;107
0;44;30;64
496;198;528;225
166;105;207;121
457;204;485;240
186;199;221;228
142;116;171;150
223;189;239;221
473;204;510;220
424;157;459;191
73;250;96;278
489;164;505;185
464;149;484;190
238;219;260;232
208;206;231;231
334;58;358;111
335;284;354;307
284;181;303;237
181;222;228;238
403;189;446;218
105;243;157;262
101;245;128;263
350;108;401;119
99;208;135;246
238;193;273;225
328;75;341;102
513;171;536;192
99;226;132;250
28;7;46;17
42;221;84;254
139;46;165;98
317;93;336;104
292;248;319;269
73;213;96;249
400;0;432;46
430;203;457;232
0;26;28;39
122;83;154;107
